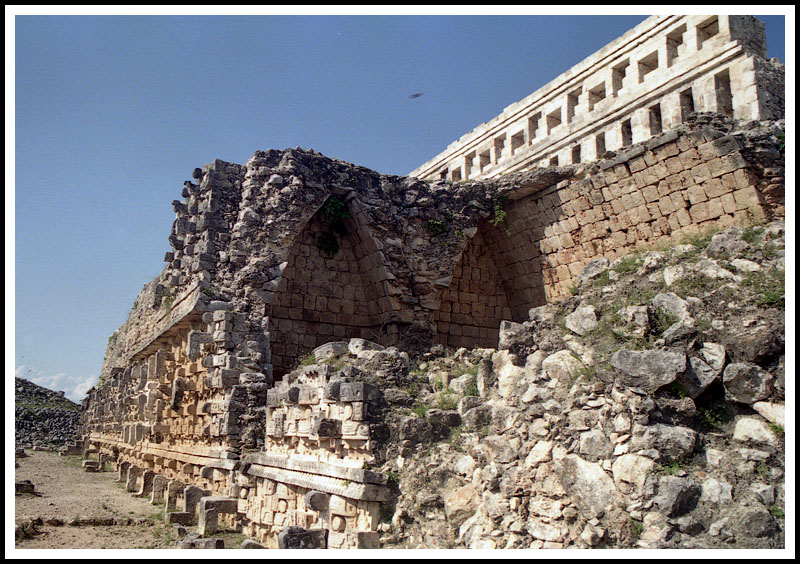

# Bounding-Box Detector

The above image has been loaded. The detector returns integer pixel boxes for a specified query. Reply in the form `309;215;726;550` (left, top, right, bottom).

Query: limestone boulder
751;402;785;426
442;484;480;528
611;454;654;494
723;362;774;404
542;350;585;383
653;476;701;517
652;292;693;321
565;305;599;336
610;349;686;394
554;454;619;519
631;423;696;461
732;416;778;446
699;478;734;505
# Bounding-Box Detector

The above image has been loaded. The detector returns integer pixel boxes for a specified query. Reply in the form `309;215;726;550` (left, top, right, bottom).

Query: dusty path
14;451;245;549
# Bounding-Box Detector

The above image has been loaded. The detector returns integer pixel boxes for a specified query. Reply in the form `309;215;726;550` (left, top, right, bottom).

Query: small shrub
425;218;449;237
769;505;785;519
490;195;510;234
699;401;729;429
411;404;430;418
769;423;785;436
629;519;644;543
435;390;459;410
650;306;679;336
592;270;611;288
680;226;721;249
299;353;317;367
613;255;641;274
741;225;764;244
316;232;340;257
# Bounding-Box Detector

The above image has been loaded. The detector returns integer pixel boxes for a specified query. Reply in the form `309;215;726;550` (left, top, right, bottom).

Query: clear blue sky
10;9;788;402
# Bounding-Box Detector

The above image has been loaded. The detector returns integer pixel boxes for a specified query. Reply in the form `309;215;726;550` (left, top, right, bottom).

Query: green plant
201;285;219;298
741;225;764;244
320;196;350;224
630;519;643;542
411;404;430;418
776;132;785;154
756;462;770;478
769;505;785;519
650;306;679;336
699;401;729;429
316;232;340;257
743;269;785;309
680;225;721;249
769;423;785;436
659;460;685;476
669;382;688;398
490;195;510;234
426;218;449;237
435;389;459;410
592;270;611;288
464;378;479;397
299;353;317;367
316;196;350;257
613;255;641;274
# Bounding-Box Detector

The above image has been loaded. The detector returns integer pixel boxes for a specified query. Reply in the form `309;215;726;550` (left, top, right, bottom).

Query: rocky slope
15;378;81;450
282;218;786;549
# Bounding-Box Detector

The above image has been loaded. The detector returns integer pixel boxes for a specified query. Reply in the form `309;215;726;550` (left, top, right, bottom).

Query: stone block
165;511;194;525
278;526;328;549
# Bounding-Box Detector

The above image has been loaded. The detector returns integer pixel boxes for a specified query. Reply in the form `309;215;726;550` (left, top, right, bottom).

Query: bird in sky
409;92;424;99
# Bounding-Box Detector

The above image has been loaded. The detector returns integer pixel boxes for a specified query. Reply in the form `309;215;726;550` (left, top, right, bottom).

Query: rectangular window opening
666;24;687;66
588;83;606;111
464;152;475;178
698;16;720;49
493;136;506;163
549;156;559;167
621;119;633;147
680;88;695;122
595;133;606;157
547;108;562;134
638;51;659;83
566;87;582;122
649;103;663;135
528;113;541;141
612;60;629;96
714;69;733;117
510;131;525;155
479;150;491;172
451;168;462;182
571;145;582;164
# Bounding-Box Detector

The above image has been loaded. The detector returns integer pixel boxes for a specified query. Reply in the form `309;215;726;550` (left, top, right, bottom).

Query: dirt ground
13;450;246;550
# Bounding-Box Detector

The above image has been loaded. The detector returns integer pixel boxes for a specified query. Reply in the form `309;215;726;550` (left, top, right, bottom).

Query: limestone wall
410;15;782;182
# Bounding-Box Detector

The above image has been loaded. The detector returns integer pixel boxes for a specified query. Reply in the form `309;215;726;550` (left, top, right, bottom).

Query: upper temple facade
409;15;784;182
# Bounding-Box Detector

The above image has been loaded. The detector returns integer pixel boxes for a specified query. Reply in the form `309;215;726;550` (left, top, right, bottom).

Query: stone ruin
79;14;784;549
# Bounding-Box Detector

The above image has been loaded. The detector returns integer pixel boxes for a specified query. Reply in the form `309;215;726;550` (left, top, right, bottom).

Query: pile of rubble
15;378;81;451
305;219;786;549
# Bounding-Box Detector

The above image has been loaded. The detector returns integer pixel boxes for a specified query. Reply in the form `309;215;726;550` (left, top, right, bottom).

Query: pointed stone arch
432;221;514;350
265;194;396;376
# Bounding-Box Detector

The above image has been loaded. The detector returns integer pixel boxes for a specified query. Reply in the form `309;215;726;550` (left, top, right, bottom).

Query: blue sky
9;8;790;403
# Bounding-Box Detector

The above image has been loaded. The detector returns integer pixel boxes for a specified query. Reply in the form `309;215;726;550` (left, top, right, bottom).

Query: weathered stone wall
505;115;785;302
80;112;783;548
